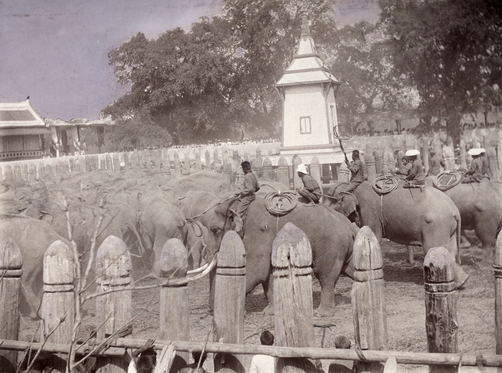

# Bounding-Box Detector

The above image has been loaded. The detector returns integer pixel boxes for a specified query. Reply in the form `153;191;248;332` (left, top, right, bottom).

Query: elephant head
331;192;360;225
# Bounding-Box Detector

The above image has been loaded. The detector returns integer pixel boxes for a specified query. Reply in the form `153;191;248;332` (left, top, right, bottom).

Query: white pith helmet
296;163;307;174
405;149;420;157
468;148;481;156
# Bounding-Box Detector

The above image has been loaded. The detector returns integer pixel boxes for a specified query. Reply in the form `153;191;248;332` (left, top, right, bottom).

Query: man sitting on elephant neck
343;149;365;194
235;161;260;233
427;151;445;176
479;148;491;180
296;163;321;205
462;148;484;183
402;149;426;187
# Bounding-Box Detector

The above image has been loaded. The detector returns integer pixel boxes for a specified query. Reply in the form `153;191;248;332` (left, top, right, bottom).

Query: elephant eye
211;227;222;234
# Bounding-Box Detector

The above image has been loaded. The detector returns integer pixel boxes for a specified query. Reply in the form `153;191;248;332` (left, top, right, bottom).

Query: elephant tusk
187;261;209;276
163;254;217;286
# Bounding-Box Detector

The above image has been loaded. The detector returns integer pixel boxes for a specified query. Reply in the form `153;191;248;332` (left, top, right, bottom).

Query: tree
103;0;339;144
379;0;502;145
329;21;418;135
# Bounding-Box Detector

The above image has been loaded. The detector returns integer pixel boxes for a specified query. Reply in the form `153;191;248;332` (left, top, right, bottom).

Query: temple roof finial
301;16;310;36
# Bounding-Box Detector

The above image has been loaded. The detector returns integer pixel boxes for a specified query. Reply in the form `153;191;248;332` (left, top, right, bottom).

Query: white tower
276;17;344;163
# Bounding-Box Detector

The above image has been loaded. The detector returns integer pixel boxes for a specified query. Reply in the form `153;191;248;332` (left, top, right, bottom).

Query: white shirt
249;354;276;373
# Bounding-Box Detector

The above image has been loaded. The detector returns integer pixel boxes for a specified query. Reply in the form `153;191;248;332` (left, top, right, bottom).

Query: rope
433;170;463;191
264;191;298;216
371;175;400;195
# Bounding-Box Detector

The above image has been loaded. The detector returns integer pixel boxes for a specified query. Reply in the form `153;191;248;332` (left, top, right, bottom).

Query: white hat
296;163;307;174
405;149;420;157
468;148;481;156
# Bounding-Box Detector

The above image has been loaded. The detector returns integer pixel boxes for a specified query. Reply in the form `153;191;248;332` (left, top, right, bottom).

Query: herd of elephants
1;164;501;319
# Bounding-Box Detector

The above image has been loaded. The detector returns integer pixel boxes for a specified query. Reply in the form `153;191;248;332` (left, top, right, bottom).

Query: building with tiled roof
0;99;51;161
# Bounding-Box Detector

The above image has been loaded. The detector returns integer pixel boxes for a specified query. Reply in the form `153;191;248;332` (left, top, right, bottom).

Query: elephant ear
339;193;358;217
229;209;243;233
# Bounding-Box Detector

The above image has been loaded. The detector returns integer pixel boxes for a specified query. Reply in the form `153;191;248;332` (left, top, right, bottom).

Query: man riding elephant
234;161;260;234
343;149;365;194
296;163;321;204
402;149;426;187
462;148;484;183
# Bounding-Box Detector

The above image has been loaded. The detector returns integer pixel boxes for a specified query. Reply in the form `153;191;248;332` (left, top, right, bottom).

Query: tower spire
301;16;310;36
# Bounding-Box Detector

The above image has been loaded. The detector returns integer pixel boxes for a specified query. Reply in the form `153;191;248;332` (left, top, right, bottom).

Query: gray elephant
427;178;502;263
324;181;469;288
0;214;71;318
138;194;187;274
205;192;358;317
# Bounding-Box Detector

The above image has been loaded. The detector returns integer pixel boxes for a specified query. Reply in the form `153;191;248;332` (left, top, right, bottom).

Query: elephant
324;181;469;289
0;214;71;318
137;194;188;274
427;178;502;262
205;189;358;317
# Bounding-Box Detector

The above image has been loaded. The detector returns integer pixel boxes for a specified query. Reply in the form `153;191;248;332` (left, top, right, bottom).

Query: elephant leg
407;245;414;265
314;260;344;317
474;221;497;264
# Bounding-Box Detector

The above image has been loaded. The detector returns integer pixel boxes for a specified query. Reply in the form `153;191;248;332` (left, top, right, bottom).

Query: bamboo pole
2;338;500;368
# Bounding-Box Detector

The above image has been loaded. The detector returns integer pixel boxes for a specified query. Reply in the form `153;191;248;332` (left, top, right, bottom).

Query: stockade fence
2;224;502;372
2;128;502;187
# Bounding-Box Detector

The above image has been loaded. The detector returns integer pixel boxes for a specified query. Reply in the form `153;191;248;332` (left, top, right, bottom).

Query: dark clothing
348;159;365;182
236;171;259;222
428;155;444;176
405;158;426;185
481;154;490;178
462;157;483;183
299;174;321;203
343;158;364;194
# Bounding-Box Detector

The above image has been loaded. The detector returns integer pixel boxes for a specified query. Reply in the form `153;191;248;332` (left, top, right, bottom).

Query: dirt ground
11;170;497;372
19;238;495;372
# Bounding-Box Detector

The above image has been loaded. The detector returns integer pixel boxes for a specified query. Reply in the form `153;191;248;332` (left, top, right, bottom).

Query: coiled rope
264;191;298;216
433;170;462;191
371;175;400;195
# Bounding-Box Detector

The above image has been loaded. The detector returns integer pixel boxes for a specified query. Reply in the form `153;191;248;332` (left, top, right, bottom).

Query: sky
0;0;379;121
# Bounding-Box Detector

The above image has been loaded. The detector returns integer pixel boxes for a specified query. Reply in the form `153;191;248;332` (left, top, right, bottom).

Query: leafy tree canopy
103;0;337;144
379;0;502;144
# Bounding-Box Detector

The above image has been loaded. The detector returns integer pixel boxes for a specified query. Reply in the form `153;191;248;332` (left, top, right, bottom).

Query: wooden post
251;158;263;180
174;152;181;175
364;153;376;182
443;146;455;171
160;238;190;372
310;157;322;188
3;165;13;181
494;231;502;373
424;246;458;373
352;226;386;373
459;138;467;169
277;157;290;187
273;222;315;373
373;150;383;176
95;236;132;373
194;150;202;171
292;156;303;190
213;231;246;373
105;154;112;170
205;150;211;169
41;240;75;373
113;154;121;171
183;152;191;175
262;157;274;180
22;164;29;181
338;162;350;182
123;152;130;170
488;146;500;182
0;238;22;372
29;164;37;181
